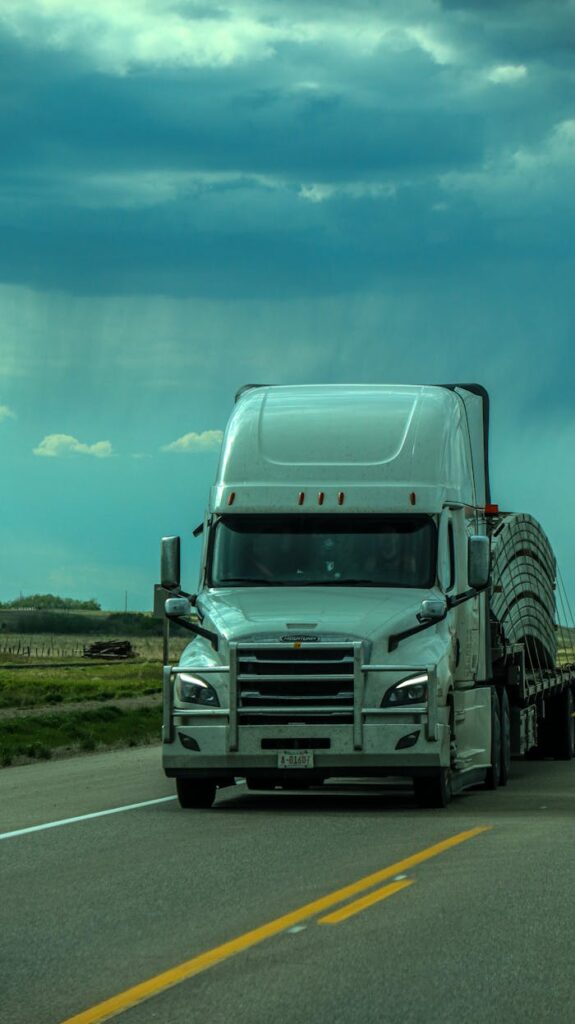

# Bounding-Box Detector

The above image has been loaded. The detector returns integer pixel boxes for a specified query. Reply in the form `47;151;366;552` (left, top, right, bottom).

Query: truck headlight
176;674;220;707
381;673;428;707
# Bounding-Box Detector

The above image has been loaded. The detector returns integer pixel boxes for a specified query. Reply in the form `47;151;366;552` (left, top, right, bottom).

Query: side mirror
468;535;490;590
164;595;218;651
161;536;181;589
165;597;193;619
417;598;447;624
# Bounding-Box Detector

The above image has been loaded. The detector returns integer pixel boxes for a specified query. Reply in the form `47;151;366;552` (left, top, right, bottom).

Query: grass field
0;661;162;708
0;705;162;767
0;632;189;765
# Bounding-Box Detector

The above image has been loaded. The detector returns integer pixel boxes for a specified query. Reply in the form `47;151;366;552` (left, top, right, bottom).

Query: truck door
440;507;488;766
439;507;481;683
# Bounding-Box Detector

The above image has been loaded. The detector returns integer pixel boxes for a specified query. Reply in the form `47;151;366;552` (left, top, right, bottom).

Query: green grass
0;705;162;765
0;661;163;709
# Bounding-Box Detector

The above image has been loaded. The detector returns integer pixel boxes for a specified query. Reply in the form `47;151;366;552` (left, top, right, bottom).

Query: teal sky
1;0;574;611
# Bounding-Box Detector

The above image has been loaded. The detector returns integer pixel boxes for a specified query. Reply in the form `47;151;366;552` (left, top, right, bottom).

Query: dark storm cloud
4;176;573;300
0;0;574;299
1;1;574;610
1;46;482;181
439;0;575;59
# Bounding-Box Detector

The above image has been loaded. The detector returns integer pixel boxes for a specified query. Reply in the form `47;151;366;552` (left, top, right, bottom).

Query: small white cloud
487;65;527;85
162;430;223;454
0;404;15;422
33;434;113;458
299;181;396;204
299;183;337;204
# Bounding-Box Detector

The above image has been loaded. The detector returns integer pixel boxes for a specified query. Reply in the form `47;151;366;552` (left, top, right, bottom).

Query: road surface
1;747;574;1024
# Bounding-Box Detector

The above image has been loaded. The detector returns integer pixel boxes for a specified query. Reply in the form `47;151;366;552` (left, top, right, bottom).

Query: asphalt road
1;748;574;1024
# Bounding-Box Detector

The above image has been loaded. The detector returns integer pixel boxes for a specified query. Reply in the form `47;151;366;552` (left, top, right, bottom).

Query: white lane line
0;796;178;841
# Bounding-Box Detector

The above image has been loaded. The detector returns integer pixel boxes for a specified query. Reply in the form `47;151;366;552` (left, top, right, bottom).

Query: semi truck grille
236;644;355;718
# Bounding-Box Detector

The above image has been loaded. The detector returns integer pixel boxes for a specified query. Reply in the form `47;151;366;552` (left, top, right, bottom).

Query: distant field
0;633;190;661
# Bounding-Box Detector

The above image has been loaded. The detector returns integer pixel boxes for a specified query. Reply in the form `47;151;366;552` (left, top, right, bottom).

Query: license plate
277;750;314;769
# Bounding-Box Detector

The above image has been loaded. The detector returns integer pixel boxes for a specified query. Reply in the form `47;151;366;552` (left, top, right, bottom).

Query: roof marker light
338;492;345;506
227;492;236;506
409;492;417;506
298;492;305;506
318;492;325;506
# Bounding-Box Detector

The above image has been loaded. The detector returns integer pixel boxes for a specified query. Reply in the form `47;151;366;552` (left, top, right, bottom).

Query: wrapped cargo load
489;512;557;670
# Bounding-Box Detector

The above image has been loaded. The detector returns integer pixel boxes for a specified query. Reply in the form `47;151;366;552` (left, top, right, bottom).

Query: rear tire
413;768;452;808
499;688;511;786
485;687;501;789
550;686;575;761
176;778;217;808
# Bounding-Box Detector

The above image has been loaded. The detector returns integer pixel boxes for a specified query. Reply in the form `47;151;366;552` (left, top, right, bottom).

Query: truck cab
160;384;497;807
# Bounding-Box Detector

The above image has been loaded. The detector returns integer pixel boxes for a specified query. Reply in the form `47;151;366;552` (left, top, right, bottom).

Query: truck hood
197;587;428;646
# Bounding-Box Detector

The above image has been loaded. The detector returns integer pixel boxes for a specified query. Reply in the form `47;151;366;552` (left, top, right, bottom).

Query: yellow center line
59;825;491;1024
318;878;414;925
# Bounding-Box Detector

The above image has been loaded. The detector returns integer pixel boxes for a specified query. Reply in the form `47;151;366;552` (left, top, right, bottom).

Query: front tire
413;768;452;808
176;778;217;809
550;686;575;761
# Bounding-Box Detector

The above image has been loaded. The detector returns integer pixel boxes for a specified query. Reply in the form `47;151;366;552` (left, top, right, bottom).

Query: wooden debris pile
83;640;136;660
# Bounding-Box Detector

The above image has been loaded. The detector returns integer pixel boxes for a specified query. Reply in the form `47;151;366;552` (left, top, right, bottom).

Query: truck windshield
209;515;436;588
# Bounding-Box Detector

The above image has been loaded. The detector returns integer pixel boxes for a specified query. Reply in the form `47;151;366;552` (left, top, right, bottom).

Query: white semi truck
158;383;575;808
